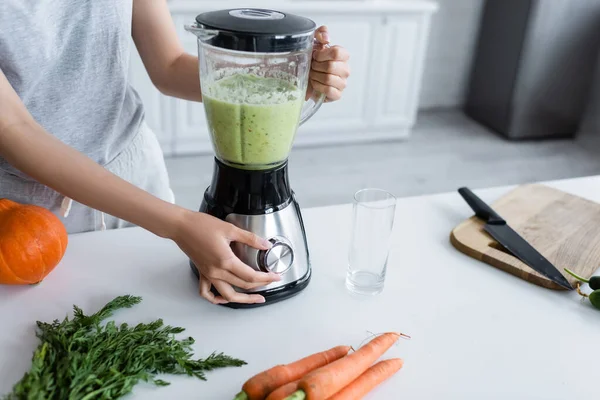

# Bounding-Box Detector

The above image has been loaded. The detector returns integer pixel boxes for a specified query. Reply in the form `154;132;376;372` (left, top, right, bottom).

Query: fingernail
256;297;266;303
322;32;330;43
262;239;273;249
271;273;282;281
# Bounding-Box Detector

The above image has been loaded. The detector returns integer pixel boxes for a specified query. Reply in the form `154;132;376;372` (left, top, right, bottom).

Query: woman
0;1;350;305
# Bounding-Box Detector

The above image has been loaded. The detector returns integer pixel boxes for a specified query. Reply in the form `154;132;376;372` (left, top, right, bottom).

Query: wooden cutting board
450;183;600;290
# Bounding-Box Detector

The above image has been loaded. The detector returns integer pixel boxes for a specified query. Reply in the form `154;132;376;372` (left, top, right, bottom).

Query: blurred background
129;0;600;210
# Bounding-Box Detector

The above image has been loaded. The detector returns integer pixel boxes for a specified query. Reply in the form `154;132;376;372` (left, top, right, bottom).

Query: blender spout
184;22;219;40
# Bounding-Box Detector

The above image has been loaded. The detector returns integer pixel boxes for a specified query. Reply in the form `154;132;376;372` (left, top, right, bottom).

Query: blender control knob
257;238;294;274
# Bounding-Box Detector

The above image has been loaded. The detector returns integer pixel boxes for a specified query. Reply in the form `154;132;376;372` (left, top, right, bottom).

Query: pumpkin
0;199;68;285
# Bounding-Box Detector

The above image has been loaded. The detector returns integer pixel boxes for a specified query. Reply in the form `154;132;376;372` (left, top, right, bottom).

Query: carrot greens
3;295;245;399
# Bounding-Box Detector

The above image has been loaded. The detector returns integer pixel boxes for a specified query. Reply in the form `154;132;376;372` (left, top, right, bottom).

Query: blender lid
194;8;317;53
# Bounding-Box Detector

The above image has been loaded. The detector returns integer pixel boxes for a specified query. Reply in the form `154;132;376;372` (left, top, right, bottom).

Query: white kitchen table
2;176;599;400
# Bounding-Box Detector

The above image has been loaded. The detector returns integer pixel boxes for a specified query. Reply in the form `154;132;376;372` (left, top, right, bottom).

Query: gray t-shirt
0;0;145;181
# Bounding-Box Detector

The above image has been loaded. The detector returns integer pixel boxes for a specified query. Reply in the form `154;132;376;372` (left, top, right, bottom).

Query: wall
579;46;600;139
417;0;484;109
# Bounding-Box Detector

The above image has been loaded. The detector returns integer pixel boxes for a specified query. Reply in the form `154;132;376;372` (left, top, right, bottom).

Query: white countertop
1;176;599;399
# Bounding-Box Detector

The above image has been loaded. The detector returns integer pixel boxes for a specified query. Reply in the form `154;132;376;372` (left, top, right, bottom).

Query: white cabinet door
371;14;432;128
293;13;377;145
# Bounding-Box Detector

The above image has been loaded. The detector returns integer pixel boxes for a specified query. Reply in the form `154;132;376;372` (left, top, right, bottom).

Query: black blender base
188;158;312;308
189;261;311;309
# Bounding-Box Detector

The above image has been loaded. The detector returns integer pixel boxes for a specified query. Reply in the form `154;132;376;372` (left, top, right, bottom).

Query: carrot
265;381;300;400
291;332;401;400
326;358;404;400
234;345;352;400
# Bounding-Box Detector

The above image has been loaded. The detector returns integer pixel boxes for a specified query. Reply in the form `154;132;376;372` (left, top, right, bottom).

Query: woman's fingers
218;269;274;290
313;45;350;63
309;71;347;92
309;32;350;104
314;25;330;45
309;79;343;102
311;60;350;78
198;273;228;304
201;258;279;287
228;257;281;284
212;279;266;304
203;258;279;287
198;261;276;304
229;226;272;250
310;44;350;103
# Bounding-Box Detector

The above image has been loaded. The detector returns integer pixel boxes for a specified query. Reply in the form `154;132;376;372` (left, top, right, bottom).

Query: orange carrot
265;381;300;400
326;358;404;400
234;345;352;400
294;332;401;400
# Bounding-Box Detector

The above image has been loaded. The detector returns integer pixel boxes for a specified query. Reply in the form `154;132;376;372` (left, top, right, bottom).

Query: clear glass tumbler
346;188;397;295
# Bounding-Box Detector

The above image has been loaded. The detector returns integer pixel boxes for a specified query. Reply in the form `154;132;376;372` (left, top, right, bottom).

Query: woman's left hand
308;26;350;102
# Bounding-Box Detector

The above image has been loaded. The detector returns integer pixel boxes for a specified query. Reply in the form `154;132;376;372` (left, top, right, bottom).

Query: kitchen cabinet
128;1;438;156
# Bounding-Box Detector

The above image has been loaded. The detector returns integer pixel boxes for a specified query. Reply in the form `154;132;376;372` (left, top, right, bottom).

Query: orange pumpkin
0;199;68;284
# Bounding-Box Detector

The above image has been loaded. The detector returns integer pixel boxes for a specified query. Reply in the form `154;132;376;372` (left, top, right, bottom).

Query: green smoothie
202;74;304;169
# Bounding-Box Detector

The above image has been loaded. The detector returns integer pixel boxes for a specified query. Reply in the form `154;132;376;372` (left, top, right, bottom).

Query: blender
185;8;325;308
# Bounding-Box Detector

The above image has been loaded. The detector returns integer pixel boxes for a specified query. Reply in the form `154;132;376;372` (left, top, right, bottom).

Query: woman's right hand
0;70;278;306
170;209;281;305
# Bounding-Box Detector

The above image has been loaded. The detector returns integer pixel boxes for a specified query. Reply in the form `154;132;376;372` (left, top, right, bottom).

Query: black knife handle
458;187;505;224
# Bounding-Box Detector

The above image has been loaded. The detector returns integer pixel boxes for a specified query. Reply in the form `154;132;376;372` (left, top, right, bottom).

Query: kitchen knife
457;187;573;290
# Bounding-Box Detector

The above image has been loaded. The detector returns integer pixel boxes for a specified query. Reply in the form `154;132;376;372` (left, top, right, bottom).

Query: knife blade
457;187;573;290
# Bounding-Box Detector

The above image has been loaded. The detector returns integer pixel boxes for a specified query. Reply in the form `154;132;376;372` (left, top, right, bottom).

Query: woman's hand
308;26;351;102
170;210;281;305
0;54;277;307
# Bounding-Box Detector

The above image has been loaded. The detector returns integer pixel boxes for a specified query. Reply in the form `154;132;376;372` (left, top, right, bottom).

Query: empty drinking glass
346;188;397;295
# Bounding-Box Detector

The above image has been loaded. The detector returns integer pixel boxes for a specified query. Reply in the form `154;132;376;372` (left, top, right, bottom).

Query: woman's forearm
131;0;202;102
0;62;184;240
0;118;184;239
159;53;202;102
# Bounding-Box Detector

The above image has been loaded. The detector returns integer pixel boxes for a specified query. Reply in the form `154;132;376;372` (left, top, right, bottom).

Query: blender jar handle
299;89;326;127
298;43;329;126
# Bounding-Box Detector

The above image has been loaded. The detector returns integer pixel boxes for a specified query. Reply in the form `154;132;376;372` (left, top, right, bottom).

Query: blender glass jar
185;9;325;170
